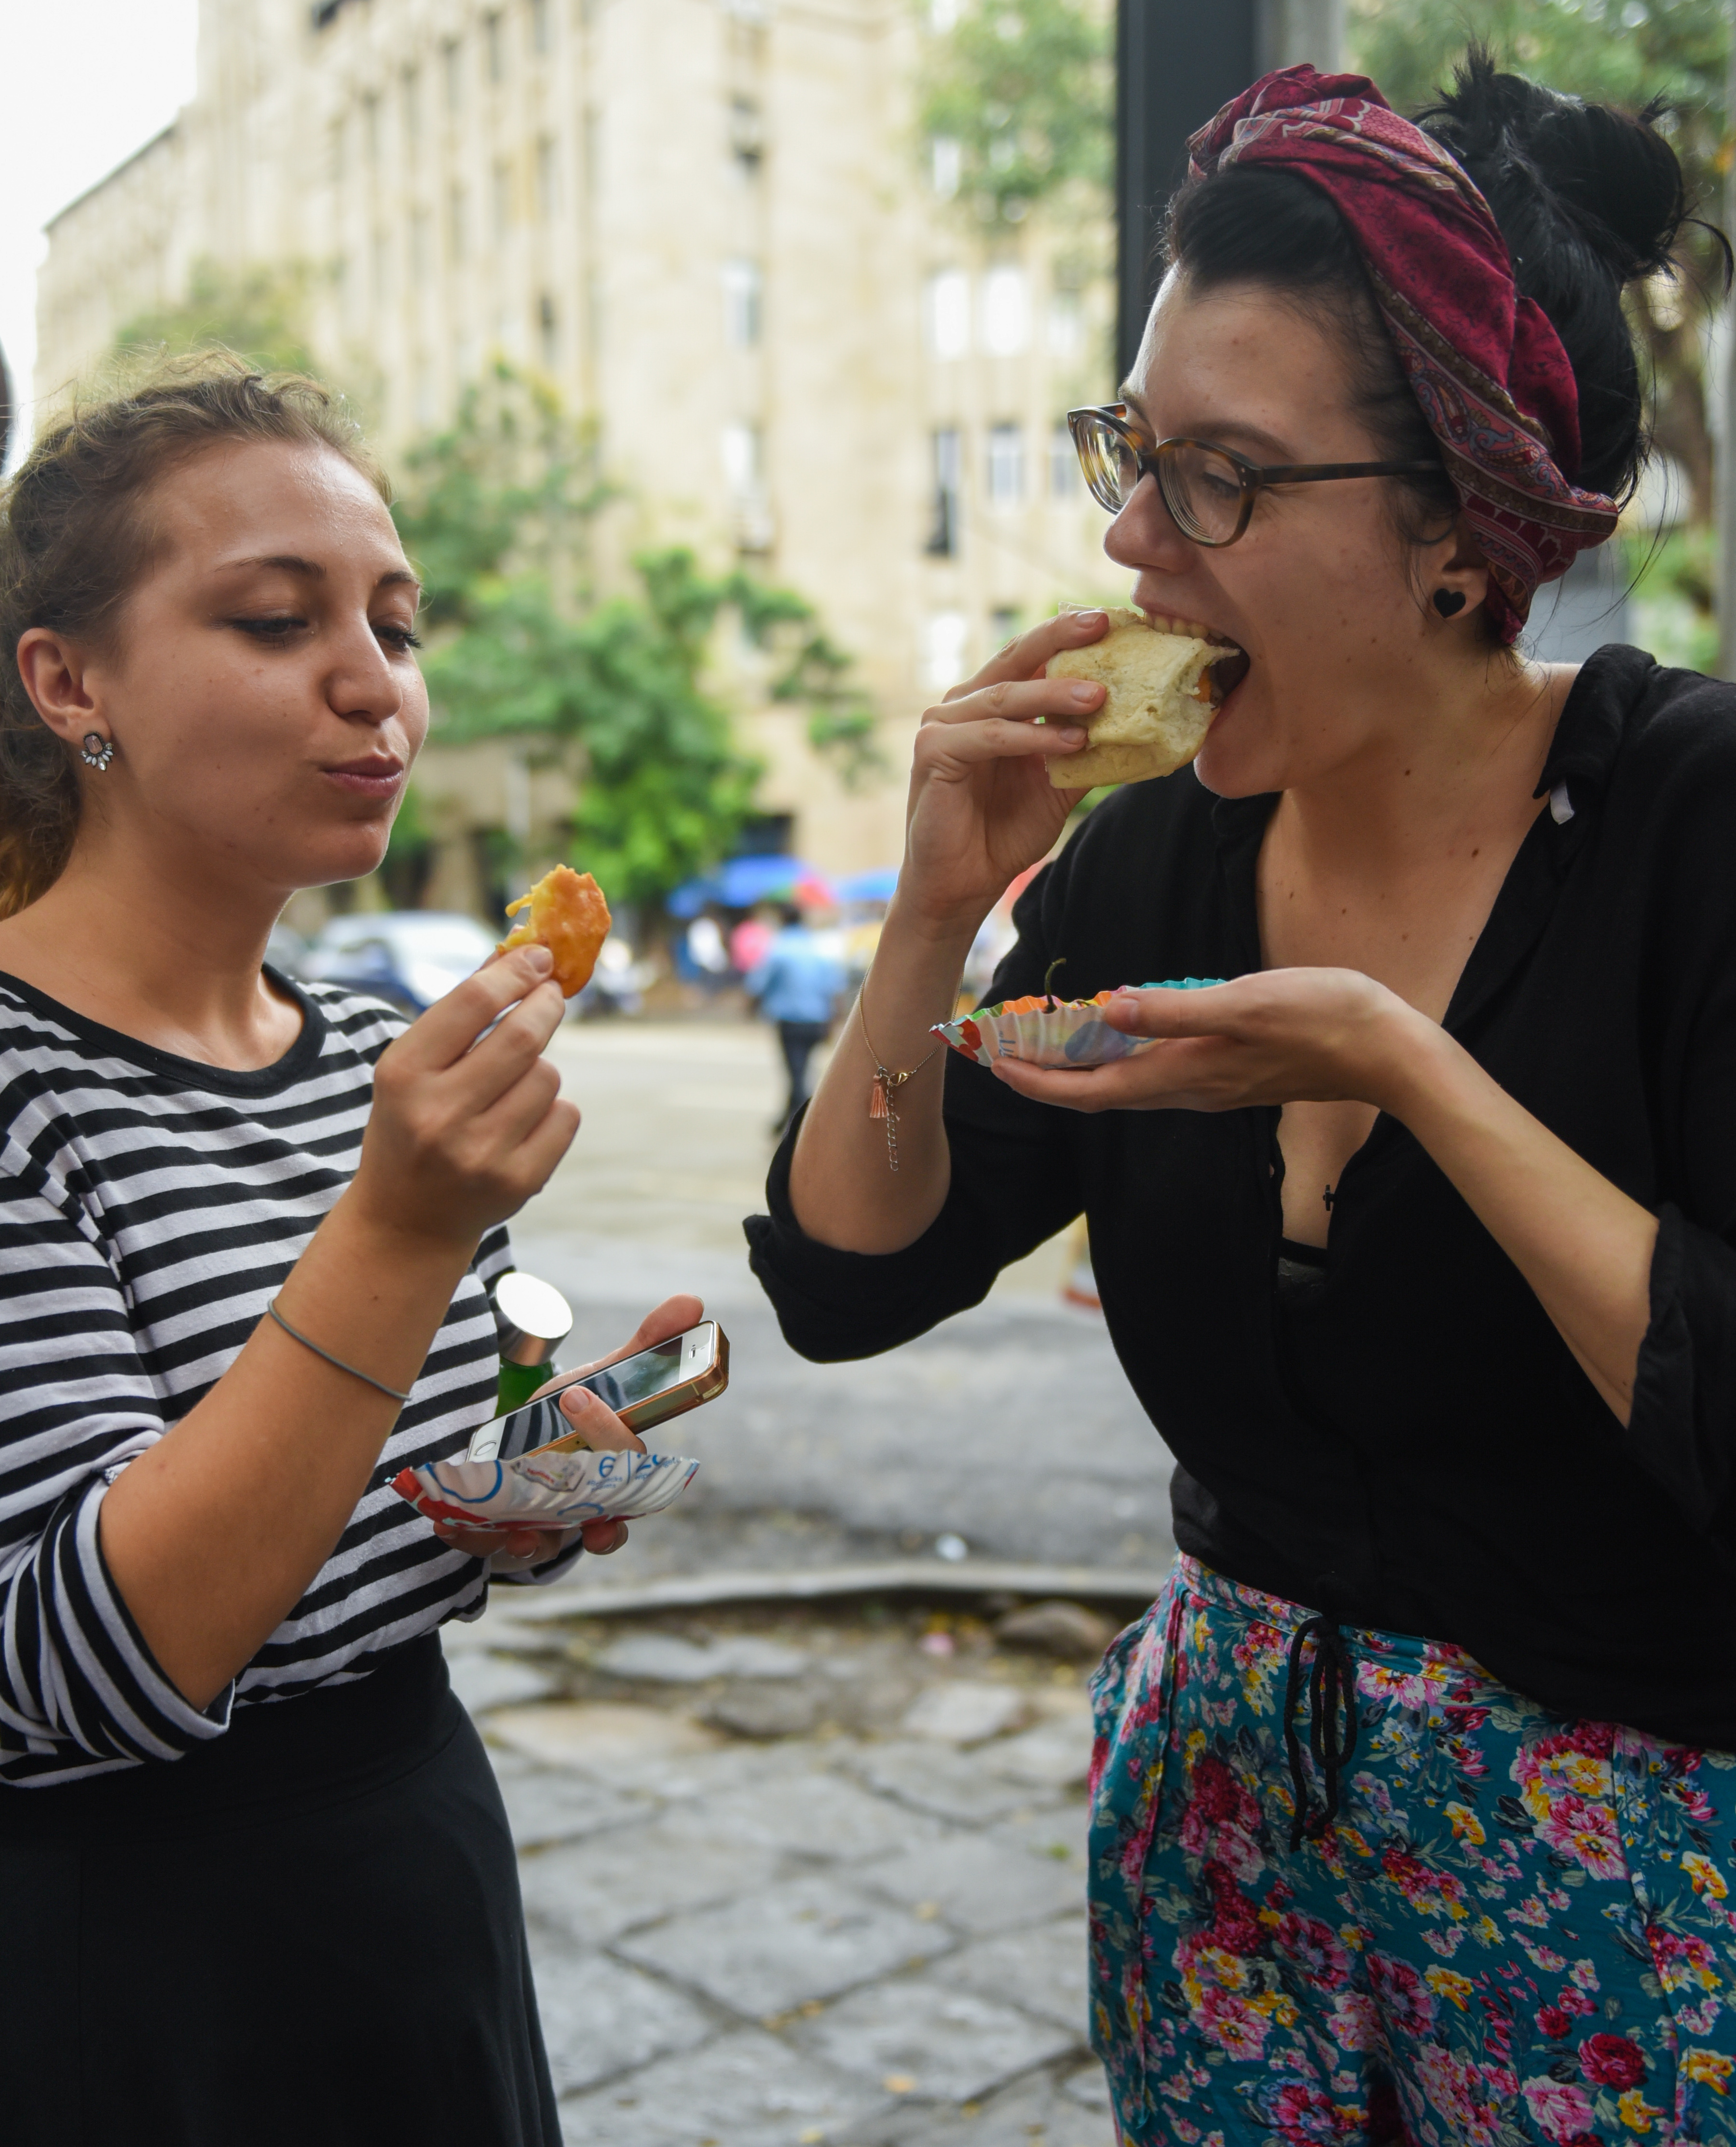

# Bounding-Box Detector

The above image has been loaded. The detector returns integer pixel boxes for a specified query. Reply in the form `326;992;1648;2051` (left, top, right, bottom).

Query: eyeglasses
1066;405;1442;547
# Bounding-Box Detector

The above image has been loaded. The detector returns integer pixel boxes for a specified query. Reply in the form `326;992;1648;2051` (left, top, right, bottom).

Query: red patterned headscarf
1186;66;1620;642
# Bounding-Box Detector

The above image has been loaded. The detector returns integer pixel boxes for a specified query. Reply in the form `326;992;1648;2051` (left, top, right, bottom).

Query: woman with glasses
749;55;1736;2147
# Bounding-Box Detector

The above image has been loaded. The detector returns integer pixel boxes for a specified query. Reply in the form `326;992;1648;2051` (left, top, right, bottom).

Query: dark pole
0;341;11;472
1115;0;1260;385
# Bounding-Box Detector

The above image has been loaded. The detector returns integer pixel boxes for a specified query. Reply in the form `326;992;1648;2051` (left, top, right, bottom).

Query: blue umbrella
837;867;900;903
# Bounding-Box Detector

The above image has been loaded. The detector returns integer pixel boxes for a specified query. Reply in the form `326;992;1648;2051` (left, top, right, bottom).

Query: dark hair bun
1418;50;1689;497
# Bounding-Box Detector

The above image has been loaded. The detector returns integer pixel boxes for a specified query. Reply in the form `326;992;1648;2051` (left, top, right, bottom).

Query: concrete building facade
35;0;1125;920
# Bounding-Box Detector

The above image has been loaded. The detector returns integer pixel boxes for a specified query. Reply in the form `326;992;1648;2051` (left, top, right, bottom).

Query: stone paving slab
831;2065;1118;2147
947;1917;1091;2035
499;1768;654;1850
842;1740;1061;1825
985;1800;1092;1867
558;2025;888;2147
657;1765;949;1864
520;1823;779;1947
616;1873;953;2016
791;1975;1078;2103
527;1935;714;2095
860;1831;1086;1937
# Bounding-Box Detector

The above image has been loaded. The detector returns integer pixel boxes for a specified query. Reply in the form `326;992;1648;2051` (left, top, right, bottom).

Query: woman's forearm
1382;1018;1656;1424
788;903;979;1253
98;1197;474;1709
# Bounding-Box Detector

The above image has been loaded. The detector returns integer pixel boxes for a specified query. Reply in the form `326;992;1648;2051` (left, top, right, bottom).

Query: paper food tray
933;978;1226;1069
392;1447;698;1535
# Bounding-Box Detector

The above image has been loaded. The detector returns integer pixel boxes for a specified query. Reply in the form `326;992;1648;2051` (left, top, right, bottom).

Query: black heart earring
1432;588;1467;619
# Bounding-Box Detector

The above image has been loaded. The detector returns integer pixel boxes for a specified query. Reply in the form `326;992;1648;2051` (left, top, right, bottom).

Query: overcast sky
1;0;200;469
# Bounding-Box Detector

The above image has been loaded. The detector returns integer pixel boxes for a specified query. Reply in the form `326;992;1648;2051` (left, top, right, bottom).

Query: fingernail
521;944;554;974
1069;683;1098;704
1059;726;1086;743
1076;609;1106;624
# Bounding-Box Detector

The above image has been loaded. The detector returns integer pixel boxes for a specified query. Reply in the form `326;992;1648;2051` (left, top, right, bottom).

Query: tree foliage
917;0;1112;226
393;367;879;907
113;258;319;376
1348;0;1730;522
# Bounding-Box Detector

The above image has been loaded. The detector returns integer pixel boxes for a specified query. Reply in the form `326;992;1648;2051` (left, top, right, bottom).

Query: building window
492;159;513;240
722;259;762;348
930;137;961;199
1050;422;1080;499
926;428;960;556
443;38;463;113
924;612;969;692
448;182;467;263
721;422;762;498
986;423;1023;506
536;136;559;219
981;266;1029;356
530;0;552;55
486;12;506;82
539;293;559;369
1048;285;1084;358
730;96;763;179
925;270;969;361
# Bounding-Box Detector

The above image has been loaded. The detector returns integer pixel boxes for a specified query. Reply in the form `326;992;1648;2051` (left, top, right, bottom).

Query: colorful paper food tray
392;1447;698;1534
932;978;1227;1069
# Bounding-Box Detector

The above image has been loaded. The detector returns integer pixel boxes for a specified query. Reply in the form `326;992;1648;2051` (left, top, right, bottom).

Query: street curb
494;1559;1168;1622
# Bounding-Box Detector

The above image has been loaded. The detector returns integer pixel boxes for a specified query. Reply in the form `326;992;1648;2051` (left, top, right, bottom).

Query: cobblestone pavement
464;1019;1162;2142
444;1592;1122;2147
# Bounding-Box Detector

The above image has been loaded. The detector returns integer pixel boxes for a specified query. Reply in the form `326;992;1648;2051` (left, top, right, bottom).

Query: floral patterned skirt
1087;1555;1736;2146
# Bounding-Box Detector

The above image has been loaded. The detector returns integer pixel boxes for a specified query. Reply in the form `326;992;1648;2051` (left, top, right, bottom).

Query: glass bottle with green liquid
492;1272;575;1414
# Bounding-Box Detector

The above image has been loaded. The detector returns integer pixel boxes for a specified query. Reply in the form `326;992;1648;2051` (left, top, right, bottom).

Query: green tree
113;258;318;375
917;0;1112;226
393;370;879;908
1348;0;1729;523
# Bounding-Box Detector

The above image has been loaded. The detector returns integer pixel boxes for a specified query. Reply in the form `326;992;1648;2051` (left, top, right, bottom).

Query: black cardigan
747;644;1736;1748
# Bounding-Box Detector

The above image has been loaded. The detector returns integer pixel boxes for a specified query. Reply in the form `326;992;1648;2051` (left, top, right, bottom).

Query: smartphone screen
469;1323;720;1463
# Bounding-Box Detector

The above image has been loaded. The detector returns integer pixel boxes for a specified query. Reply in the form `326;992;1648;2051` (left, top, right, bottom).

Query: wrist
320;1186;479;1285
883;891;992;951
1366;1004;1465;1126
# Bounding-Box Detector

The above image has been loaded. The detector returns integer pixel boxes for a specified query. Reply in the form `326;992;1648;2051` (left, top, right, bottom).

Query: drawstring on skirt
1282;1614;1360;1851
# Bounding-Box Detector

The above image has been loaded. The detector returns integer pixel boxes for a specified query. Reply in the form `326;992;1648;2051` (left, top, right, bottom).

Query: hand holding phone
466;1320;729;1465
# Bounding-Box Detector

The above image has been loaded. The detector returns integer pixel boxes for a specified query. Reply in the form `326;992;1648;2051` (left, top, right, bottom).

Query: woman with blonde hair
752;57;1736;2147
0;354;687;2144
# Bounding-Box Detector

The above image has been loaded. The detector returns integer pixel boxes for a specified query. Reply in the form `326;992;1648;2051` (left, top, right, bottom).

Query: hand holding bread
1045;608;1242;789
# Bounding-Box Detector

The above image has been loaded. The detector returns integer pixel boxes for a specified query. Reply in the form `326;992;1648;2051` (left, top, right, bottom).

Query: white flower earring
80;733;115;770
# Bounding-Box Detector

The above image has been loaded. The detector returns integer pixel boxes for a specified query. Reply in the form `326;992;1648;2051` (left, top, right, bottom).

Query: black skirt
0;1634;560;2147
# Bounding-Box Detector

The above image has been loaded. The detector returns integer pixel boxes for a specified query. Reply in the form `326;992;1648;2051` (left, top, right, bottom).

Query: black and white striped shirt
0;969;539;1788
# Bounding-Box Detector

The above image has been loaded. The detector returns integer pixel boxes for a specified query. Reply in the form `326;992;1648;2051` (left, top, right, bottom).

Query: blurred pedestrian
728;904;778;979
747;903;846;1131
683;908;731;992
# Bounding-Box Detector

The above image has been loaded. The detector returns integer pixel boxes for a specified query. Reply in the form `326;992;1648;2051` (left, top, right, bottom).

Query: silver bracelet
266;1301;411;1403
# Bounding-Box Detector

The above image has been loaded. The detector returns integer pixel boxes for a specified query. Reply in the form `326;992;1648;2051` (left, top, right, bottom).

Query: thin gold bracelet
858;978;946;1175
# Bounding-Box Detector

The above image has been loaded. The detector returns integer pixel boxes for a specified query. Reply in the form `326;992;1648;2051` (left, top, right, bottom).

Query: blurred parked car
264;921;312;980
303;912;498;1017
575;935;654;1019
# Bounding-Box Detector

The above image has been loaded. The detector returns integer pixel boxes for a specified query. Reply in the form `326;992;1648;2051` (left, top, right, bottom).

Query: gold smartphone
465;1321;730;1463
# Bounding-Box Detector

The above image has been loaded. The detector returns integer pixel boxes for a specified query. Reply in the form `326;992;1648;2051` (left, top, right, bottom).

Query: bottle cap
493;1271;574;1366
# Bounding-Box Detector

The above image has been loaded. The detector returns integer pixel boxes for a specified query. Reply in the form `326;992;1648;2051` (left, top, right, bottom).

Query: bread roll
1046;608;1239;790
